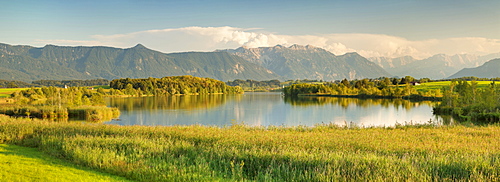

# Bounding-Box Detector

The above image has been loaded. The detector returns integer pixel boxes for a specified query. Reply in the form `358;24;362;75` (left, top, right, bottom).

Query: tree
400;77;407;84
341;79;350;87
391;78;399;85
383;77;391;86
124;83;135;95
7;82;18;88
404;76;415;84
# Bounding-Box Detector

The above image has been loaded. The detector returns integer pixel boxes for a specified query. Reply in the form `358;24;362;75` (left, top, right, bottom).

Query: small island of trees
110;75;243;96
283;76;436;99
282;77;500;124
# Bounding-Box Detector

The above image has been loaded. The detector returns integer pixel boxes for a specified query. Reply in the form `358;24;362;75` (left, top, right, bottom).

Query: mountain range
0;43;390;82
369;53;500;79
220;45;390;80
0;43;279;82
449;59;500;79
0;42;498;82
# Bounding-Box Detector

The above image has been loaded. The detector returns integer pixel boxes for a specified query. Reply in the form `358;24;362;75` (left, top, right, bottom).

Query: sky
1;0;499;59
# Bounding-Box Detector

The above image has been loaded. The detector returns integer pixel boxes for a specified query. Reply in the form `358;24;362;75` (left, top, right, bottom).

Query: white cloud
33;26;500;59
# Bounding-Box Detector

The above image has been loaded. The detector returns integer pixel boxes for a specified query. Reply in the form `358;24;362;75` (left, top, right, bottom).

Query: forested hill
448;59;500;79
220;45;391;80
0;43;280;82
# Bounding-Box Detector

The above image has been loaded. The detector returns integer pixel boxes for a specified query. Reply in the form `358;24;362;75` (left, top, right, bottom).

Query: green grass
1;115;500;181
0;144;131;182
0;88;29;98
414;81;500;95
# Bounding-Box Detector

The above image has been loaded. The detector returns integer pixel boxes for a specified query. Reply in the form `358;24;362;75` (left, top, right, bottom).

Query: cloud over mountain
34;26;500;59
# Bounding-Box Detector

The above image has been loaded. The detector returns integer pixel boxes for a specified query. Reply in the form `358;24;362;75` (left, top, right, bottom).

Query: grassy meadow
414;81;500;93
0;88;28;98
1;115;500;181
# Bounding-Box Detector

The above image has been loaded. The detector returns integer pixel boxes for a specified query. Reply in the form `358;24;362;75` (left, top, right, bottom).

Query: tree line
11;86;105;107
434;80;500;123
282;76;430;99
32;79;109;87
110;75;243;96
226;79;281;91
0;79;109;88
0;80;38;88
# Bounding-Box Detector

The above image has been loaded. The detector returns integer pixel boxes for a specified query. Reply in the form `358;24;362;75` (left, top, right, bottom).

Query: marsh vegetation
1;115;499;181
1;77;499;181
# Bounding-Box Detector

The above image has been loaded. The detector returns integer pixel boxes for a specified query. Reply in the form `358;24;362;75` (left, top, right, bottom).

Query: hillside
221;45;391;80
369;53;500;79
0;43;280;82
448;59;500;79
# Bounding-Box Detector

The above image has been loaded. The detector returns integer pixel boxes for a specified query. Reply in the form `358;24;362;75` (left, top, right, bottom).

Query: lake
105;92;453;127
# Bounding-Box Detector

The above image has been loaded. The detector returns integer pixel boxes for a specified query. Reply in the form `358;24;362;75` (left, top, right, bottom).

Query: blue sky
1;0;499;58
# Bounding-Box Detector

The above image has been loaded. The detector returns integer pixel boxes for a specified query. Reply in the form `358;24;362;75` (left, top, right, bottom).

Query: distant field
0;88;28;98
415;81;499;93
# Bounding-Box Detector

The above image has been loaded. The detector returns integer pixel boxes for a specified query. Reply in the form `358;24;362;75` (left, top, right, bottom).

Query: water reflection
284;96;437;111
106;93;453;127
108;94;241;111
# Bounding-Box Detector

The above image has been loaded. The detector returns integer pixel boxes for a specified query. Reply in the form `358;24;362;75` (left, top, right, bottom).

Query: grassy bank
1;115;500;181
0;143;131;181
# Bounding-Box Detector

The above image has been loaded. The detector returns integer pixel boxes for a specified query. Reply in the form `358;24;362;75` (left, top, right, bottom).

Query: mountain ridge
0;43;280;82
368;52;500;79
0;43;393;82
448;59;500;79
6;42;496;82
220;45;391;80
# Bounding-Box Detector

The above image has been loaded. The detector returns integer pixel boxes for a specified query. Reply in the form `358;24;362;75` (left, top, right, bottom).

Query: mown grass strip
0;144;132;182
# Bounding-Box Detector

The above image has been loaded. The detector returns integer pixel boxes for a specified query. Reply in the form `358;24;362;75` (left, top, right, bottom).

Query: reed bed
68;106;120;122
1;115;500;181
0;106;119;122
0;105;68;119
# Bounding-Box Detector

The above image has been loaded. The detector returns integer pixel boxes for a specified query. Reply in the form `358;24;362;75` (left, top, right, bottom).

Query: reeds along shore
2;86;120;122
0;106;119;122
1;115;499;181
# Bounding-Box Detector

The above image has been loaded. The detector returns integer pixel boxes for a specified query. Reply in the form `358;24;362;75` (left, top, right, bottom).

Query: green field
0;144;131;182
414;81;499;93
1;115;500;181
0;88;28;98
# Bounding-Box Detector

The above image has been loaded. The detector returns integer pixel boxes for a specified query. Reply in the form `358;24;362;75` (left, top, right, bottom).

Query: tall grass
68;106;120;122
0;106;119;122
0;105;68;119
1;115;499;181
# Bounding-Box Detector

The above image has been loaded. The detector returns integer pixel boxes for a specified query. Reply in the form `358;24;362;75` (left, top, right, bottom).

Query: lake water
105;92;453;127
